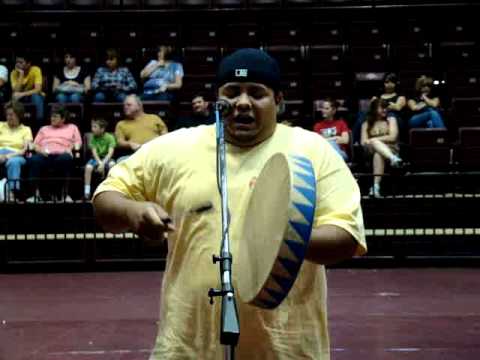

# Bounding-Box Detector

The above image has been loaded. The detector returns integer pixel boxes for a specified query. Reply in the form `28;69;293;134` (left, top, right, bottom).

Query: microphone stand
208;101;240;360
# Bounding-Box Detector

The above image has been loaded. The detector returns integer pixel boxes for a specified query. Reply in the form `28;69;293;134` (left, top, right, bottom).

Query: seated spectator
27;105;82;203
408;75;445;129
0;102;33;201
92;49;137;103
52;50;91;103
141;45;183;102
0;64;8;104
10;53;45;126
115;95;167;162
84;118;116;199
353;73;407;143
361;99;402;198
175;94;215;129
313;98;350;161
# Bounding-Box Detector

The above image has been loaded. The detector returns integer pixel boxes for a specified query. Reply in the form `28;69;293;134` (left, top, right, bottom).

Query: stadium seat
69;0;102;8
439;22;477;43
177;0;210;8
180;75;216;102
248;0;281;7
394;19;432;46
145;25;180;47
143;101;172;125
267;23;303;46
311;73;349;99
451;97;480;127
306;22;344;46
0;0;28;6
285;0;316;6
105;0;140;8
213;0;245;8
183;24;219;46
222;24;261;49
143;0;175;7
394;43;433;73
350;45;390;73
439;42;479;73
446;71;480;98
90;103;125;130
280;76;303;100
182;46;220;76
278;100;304;126
456;127;480;171
264;45;304;76
408;128;452;172
310;45;346;74
349;21;387;46
32;0;65;7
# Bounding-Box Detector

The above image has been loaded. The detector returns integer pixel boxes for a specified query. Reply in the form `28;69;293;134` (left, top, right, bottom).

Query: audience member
313;98;350;161
84;118;116;199
408;75;445;129
27;105;82;203
10;53;45;126
92;49;137;103
53;50;91;103
175;94;215;129
115;95;167;161
353;73;407;143
140;46;183;101
0;64;8;104
0;102;33;201
361;99;402;198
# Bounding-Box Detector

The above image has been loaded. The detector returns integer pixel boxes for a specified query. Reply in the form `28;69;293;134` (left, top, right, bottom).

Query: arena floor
1;268;479;360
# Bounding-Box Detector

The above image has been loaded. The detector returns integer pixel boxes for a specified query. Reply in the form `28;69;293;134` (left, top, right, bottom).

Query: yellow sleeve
24;126;33;142
10;70;18;89
114;121;127;141
32;67;43;86
156;116;168;135
94;144;151;201
313;141;367;256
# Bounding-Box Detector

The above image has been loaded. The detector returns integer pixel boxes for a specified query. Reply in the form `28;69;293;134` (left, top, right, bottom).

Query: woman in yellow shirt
0;102;33;201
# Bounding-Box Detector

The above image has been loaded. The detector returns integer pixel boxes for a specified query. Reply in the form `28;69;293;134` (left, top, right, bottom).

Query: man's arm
306;225;357;265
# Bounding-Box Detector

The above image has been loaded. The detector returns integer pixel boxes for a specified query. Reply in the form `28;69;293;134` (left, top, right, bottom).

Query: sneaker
390;155;403;168
65;195;74;203
369;185;381;198
26;195;43;203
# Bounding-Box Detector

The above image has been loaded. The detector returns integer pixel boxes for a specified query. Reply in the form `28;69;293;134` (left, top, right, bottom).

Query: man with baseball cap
93;48;366;359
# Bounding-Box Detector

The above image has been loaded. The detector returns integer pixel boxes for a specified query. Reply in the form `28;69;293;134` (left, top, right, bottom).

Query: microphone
215;99;233;116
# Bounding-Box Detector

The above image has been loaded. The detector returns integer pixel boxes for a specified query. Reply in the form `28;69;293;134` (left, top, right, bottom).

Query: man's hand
129;142;141;151
125;201;175;241
12;92;25;100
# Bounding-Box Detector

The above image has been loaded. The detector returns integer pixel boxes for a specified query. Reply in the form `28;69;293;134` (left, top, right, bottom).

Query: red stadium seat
267;23;303;46
310;45;346;74
183;24;219;46
394;43;433;73
311;73;349;99
350;45;390;73
264;45;304;76
349;21;387;46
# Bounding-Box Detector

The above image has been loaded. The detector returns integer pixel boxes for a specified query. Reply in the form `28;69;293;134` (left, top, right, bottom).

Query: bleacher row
0;0;472;10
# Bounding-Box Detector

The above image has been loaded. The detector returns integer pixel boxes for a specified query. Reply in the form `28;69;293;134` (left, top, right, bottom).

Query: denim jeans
94;91;127;103
28;153;73;197
20;94;44;125
142;91;175;102
409;108;445;129
0;149;26;191
56;92;84;103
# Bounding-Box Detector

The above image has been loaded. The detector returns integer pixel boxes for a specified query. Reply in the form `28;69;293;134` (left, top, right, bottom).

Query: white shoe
391;155;403;168
369;185;381;198
26;195;42;203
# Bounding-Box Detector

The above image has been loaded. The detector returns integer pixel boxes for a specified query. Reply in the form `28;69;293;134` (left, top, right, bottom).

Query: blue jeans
327;139;348;161
409;108;445;129
0;149;26;191
56;92;84;103
20;94;44;125
94;91;127;103
142;91;175;101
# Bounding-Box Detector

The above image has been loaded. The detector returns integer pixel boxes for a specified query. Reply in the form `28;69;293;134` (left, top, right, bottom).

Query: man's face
384;80;396;93
192;97;208;115
123;97;140;118
321;102;336;120
51;114;65;127
15;58;29;71
218;82;278;147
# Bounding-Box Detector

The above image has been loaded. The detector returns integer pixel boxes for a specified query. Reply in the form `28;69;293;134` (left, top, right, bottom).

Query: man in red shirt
313;98;350;161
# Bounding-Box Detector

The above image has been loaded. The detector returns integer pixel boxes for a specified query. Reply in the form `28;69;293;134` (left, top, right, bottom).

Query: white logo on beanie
235;69;248;77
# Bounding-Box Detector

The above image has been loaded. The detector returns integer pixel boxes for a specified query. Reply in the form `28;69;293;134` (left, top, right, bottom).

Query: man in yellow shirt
10;54;45;127
93;49;366;359
114;94;168;161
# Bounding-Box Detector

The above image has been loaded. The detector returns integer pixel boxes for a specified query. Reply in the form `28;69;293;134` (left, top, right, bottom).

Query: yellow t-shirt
10;66;43;94
94;124;366;360
0;122;33;151
115;113;167;145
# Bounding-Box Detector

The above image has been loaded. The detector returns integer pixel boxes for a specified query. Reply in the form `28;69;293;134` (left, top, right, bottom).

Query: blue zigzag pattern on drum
256;154;317;309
